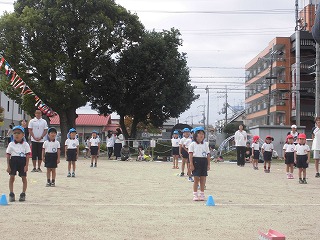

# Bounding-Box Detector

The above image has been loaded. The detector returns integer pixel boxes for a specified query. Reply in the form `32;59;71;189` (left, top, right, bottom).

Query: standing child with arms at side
42;127;60;186
251;135;260;170
171;130;180;169
283;135;295;179
89;130;100;167
262;135;274;173
295;133;310;184
65;128;79;177
6;126;31;202
179;128;193;182
189;127;210;201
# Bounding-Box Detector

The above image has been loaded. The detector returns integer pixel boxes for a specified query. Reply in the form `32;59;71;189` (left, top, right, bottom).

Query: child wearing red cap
294;133;310;184
251;136;260;170
261;135;274;173
283;135;295;179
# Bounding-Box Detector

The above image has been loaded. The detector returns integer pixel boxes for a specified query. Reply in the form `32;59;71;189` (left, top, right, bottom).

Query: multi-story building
245;3;317;133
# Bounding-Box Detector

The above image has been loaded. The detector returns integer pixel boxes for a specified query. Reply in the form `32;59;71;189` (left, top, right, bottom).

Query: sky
0;0;316;124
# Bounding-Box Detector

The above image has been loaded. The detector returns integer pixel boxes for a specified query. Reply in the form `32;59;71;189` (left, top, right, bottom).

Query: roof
50;114;110;126
103;124;120;132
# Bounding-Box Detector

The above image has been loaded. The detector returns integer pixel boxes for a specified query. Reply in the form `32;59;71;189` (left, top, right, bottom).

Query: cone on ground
206;195;215;206
0;194;8;206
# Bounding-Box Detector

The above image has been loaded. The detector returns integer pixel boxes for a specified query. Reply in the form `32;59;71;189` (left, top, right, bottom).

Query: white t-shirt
283;143;295;153
28;117;48;142
262;143;273;152
312;127;320;150
43;140;60;153
180;137;192;149
115;134;124;145
171;138;180;147
65;138;79;149
188;141;210;158
106;136;115;148
251;142;259;151
234;130;247;147
6;141;31;157
295;144;310;155
289;131;299;144
89;137;100;147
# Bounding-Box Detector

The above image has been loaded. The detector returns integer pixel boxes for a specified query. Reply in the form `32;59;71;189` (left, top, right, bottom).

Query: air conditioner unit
279;101;285;106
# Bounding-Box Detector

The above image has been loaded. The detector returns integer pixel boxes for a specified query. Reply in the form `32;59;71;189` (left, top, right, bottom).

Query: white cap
291;124;297;129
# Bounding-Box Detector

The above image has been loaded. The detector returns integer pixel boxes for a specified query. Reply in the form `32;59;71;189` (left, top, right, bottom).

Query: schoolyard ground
0;152;319;240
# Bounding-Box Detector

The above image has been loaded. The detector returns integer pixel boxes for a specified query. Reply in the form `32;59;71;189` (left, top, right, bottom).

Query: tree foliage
89;29;198;139
0;0;144;149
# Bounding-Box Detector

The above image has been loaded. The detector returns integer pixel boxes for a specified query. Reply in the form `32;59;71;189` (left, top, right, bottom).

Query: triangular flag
0;57;4;69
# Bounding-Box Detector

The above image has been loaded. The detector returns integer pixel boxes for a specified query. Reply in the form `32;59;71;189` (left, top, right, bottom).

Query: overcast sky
0;0;316;125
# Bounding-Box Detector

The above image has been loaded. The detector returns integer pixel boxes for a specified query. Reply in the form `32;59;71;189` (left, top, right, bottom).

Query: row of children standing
171;127;211;201
6;123;101;202
250;132;310;184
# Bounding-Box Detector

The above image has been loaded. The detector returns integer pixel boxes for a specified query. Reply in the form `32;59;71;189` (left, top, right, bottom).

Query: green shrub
79;144;85;151
154;141;172;157
100;143;106;152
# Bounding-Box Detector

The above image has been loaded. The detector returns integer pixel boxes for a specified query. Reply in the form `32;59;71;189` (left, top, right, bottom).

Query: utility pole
225;85;228;126
316;42;320;117
205;85;209;141
295;0;301;126
266;55;274;126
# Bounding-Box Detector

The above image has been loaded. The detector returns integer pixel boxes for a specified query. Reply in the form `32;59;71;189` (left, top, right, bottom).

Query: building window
7;101;10;112
18;105;22;114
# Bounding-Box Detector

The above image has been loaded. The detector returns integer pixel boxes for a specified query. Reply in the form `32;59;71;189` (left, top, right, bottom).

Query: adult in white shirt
106;130;115;159
234;124;247;167
28;110;48;172
312;117;320;177
114;128;125;160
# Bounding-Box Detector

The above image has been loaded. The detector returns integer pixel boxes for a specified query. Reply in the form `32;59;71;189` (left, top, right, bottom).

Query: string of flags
0;54;57;117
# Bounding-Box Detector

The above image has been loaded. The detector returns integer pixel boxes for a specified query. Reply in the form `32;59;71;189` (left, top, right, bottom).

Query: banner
0;53;57;117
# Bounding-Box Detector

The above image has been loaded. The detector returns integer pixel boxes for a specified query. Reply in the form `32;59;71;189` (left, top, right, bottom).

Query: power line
132;9;295;14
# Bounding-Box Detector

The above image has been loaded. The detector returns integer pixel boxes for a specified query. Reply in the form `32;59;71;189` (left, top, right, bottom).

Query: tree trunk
59;108;77;156
119;115;128;140
130;117;139;139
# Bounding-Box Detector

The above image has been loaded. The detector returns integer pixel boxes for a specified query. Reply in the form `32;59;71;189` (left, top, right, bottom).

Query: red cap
265;135;274;141
298;133;306;139
286;134;294;139
253;135;260;142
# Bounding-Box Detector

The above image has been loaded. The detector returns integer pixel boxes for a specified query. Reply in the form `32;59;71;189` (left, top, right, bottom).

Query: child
84;136;90;159
261;135;274;173
189;127;210;201
214;155;224;163
245;142;252;163
283;134;295;179
42;127;60;186
171;130;180;169
294;133;310;184
120;145;130;161
6;126;31;202
137;145;145;161
89;130;100;167
179;128;193;182
65;128;79;177
251;135;260;170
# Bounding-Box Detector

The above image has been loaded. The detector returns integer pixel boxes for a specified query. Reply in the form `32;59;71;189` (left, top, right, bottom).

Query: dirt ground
0;151;320;240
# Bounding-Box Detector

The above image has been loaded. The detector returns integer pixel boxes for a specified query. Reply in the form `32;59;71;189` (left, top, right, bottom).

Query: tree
0;0;144;150
89;29;198;139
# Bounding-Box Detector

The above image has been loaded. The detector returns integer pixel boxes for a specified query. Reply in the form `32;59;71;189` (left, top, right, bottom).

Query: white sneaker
199;192;205;201
193;192;199;201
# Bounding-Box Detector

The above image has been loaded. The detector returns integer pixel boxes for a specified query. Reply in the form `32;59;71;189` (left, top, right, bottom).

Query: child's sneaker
290;174;294;179
188;177;194;182
46;182;51;187
264;169;267;173
315;172;320;178
71;172;75;178
90;163;93;167
51;182;55;187
9;192;15;202
179;172;184;177
94;163;97;167
303;179;308;184
19;192;26;202
287;174;290;179
37;168;42;173
199;192;205;201
193;192;199;201
299;179;304;184
31;168;37;172
67;172;71;177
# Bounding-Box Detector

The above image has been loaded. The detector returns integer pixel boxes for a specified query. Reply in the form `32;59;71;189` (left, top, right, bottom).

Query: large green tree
0;0;144;149
89;29;198;139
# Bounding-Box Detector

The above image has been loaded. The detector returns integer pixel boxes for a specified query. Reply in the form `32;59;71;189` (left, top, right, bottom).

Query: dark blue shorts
9;156;27;177
45;152;58;168
285;152;294;164
296;155;308;169
192;157;208;177
263;151;272;161
172;147;179;156
90;146;99;155
66;149;77;161
253;150;260;160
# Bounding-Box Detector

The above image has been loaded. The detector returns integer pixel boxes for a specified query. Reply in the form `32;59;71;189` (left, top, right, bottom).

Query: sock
47;179;50;183
268;167;270;170
264;166;266;169
193;192;198;195
52;179;55;183
303;178;306;180
287;172;289;175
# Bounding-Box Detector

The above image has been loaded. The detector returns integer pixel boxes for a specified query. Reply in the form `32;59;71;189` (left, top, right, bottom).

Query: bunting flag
0;54;57;117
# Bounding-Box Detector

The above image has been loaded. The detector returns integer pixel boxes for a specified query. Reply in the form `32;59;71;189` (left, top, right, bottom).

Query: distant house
50;114;120;143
